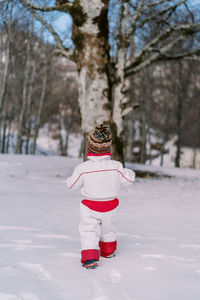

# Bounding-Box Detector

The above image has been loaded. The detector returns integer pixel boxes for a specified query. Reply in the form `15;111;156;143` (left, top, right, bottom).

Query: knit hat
88;124;112;155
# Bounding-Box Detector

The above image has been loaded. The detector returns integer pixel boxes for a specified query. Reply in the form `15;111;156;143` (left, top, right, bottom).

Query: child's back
66;124;135;269
67;154;135;200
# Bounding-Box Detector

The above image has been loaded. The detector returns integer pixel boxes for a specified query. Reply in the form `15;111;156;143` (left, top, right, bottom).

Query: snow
0;154;200;300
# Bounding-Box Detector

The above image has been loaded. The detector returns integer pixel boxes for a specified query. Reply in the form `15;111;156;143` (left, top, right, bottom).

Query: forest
0;0;200;167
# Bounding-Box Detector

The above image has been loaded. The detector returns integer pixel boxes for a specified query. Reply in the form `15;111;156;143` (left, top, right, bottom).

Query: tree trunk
1;108;8;154
175;96;182;167
125;110;135;162
63;113;71;156
175;63;184;168
58;0;128;163
147;127;152;165
32;64;48;154
160;105;170;167
15;39;32;154
111;47;128;164
6;114;12;154
71;1;111;158
109;120;124;164
5;100;14;154
0;37;10;148
83;132;89;161
58;119;64;155
111;1;128;163
192;147;197;169
79;137;84;158
25;63;36;154
192;107;200;168
110;2;132;164
63;130;69;156
140;113;147;164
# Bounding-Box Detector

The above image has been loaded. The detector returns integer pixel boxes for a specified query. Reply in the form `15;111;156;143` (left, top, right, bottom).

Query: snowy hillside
0;154;200;300
3;131;82;157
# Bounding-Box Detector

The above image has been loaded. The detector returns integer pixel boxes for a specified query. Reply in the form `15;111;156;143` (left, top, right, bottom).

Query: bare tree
4;0;200;161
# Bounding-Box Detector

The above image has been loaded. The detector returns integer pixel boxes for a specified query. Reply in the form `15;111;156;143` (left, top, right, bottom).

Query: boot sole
82;262;98;269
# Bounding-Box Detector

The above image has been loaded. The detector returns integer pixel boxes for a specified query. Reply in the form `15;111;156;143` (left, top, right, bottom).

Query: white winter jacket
66;155;135;200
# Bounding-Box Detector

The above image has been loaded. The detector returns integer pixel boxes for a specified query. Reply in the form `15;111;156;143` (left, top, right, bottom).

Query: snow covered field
0;154;200;300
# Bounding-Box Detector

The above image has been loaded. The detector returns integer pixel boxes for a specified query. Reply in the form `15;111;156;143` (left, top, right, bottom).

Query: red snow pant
79;201;118;263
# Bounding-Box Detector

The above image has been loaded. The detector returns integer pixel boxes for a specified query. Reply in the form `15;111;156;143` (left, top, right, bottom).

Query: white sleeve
66;165;84;191
118;164;135;187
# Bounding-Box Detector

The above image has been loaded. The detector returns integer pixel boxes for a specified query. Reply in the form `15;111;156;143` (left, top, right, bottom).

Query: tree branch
126;0;186;45
129;0;175;25
21;0;72;12
158;49;200;60
130;0;145;30
125;22;200;73
54;48;74;60
125;34;187;76
143;0;180;11
184;2;195;23
137;0;186;29
19;0;71;57
184;56;200;62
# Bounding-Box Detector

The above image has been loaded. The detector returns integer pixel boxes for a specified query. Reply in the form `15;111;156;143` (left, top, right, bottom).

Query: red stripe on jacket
68;169;134;189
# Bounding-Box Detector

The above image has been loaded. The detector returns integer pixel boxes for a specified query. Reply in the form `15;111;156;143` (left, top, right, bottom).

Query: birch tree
25;63;36;154
0;38;10;142
14;0;200;161
15;19;34;153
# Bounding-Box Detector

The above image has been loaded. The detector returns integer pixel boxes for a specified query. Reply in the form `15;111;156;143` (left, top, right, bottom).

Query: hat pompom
94;124;111;142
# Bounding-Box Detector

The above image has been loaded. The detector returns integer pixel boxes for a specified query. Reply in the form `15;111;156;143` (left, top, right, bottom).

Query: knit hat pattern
88;124;112;154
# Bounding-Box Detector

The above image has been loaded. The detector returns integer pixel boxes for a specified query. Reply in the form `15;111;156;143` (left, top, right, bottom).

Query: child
66;124;135;269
